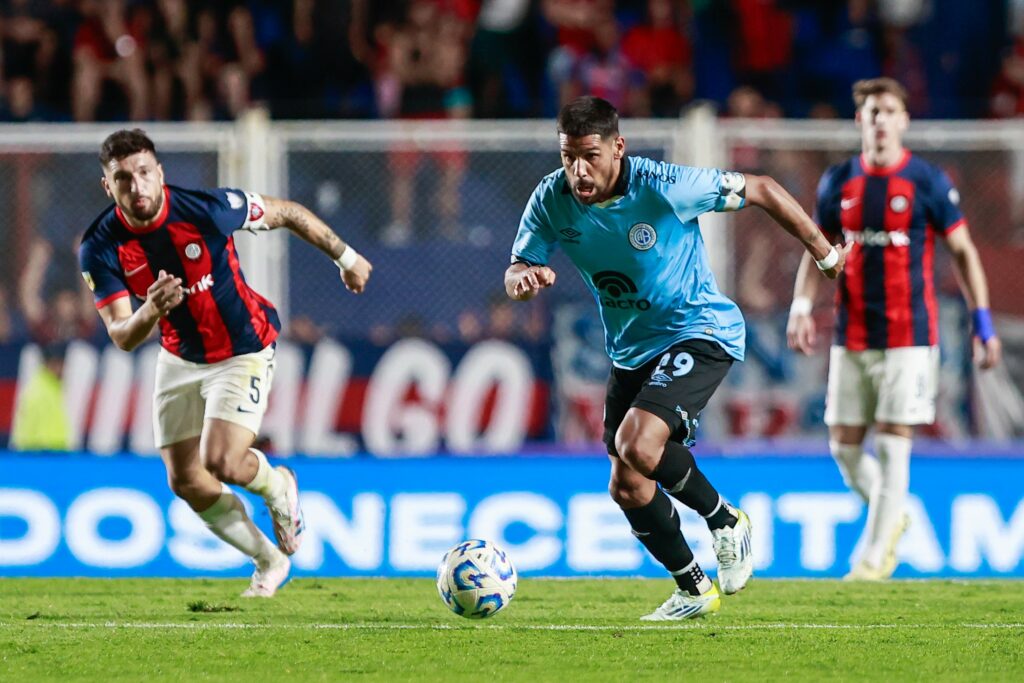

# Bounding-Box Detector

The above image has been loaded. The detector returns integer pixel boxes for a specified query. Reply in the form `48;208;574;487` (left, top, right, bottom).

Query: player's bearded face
103;151;166;223
560;133;625;205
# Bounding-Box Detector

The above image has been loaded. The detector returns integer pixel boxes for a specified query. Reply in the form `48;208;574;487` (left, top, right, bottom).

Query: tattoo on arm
277;201;348;259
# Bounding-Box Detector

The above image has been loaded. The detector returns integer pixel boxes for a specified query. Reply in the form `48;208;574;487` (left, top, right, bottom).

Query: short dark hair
99;129;157;166
852;78;908;110
557;96;620;139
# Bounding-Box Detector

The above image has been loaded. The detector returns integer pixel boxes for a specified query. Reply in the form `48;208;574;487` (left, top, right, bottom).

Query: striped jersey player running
79;129;373;596
788;78;1001;580
506;96;846;620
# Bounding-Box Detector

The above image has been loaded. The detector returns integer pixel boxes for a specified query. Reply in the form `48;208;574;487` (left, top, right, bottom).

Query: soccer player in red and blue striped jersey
787;79;1001;580
79;129;373;596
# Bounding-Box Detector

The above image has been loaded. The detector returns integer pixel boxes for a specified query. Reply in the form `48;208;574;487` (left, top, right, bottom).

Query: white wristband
790;296;813;317
815;246;839;271
334;246;359;271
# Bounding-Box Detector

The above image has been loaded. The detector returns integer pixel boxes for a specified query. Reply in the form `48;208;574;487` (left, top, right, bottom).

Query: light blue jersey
512;156;747;369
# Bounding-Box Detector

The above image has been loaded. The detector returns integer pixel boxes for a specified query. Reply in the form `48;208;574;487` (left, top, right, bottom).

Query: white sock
829;441;881;503
863;433;912;567
243;448;287;503
198;483;277;561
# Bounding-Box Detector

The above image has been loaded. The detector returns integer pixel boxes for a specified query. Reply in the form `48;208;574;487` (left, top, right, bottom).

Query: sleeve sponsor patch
82;271;95;291
226;190;245;209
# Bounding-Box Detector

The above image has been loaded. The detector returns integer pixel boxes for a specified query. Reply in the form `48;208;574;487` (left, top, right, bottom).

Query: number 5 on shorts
249;376;261;404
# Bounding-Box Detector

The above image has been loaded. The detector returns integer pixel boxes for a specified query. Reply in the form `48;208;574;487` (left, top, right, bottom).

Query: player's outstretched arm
99;270;183;351
743;174;850;280
944;227;1001;369
786;251;822;355
262;197;373;294
505;262;556;301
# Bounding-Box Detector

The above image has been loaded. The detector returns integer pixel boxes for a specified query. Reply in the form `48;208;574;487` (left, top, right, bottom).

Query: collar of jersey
561;156;631;206
859;149;911;177
115;185;171;234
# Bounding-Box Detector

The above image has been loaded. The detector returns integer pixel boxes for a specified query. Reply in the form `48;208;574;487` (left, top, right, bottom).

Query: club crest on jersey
184;243;202;260
628;223;657;251
889;195;909;213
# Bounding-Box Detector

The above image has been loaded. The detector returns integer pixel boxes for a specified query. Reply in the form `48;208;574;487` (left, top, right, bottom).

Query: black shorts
603;338;734;456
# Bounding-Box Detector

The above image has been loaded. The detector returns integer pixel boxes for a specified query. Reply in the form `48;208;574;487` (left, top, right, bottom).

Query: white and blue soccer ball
436;539;518;619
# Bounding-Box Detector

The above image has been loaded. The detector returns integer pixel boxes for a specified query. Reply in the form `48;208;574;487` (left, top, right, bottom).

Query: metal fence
0;112;1021;452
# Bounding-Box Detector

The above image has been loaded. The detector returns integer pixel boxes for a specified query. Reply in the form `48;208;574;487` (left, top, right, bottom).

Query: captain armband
716;171;746;212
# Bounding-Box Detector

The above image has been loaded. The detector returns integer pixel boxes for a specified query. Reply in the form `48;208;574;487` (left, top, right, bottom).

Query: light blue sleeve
511;181;558;265
666;165;747;222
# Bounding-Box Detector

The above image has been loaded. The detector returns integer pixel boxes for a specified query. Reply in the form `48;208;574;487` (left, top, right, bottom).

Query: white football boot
711;505;754;594
844;512;910;581
267;466;304;555
640;583;721;621
241;548;291;598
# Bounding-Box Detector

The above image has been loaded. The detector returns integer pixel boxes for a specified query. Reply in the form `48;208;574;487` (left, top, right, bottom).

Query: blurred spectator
71;0;149;121
556;15;645;114
381;0;472;245
729;0;795;103
192;2;264;120
137;0;204;121
10;340;71;451
284;314;326;345
18;237;95;344
0;285;15;343
622;0;694;117
468;0;537;117
543;0;614;114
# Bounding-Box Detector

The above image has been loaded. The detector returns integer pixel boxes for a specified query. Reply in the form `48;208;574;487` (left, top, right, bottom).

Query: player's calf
244;449;304;555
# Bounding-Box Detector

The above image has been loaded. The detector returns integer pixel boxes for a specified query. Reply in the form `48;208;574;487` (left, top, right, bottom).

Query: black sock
704;497;738;531
621;489;696;591
671;560;709;596
650;441;726;518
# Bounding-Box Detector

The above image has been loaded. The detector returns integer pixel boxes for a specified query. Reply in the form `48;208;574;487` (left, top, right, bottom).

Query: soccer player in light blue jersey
505;96;847;620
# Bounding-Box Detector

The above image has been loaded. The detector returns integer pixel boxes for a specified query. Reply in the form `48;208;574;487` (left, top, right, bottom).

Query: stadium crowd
0;0;1016;124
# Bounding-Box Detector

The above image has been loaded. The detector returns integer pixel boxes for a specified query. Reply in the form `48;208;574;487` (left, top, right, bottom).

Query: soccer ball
436;539;518;619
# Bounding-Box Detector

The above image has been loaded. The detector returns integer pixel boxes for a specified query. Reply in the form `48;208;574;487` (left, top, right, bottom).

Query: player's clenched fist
147;269;185;317
510;265;556;300
820;242;853;280
340;253;373;293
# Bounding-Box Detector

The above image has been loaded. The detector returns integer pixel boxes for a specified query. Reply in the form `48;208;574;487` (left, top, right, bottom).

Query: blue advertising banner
1;452;1022;578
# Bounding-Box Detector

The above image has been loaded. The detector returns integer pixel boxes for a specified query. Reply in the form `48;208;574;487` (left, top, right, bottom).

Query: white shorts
153;344;275;448
824;345;939;427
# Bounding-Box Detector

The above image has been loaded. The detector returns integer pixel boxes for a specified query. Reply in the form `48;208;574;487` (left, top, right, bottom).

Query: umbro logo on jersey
559;227;582;243
592;271;651;311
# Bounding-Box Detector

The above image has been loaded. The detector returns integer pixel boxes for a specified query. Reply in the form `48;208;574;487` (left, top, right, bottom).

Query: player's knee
614;429;662;477
608;474;652;508
201;446;249;483
167;471;206;502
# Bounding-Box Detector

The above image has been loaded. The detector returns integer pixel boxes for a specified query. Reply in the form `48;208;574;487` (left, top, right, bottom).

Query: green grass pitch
2;577;1022;681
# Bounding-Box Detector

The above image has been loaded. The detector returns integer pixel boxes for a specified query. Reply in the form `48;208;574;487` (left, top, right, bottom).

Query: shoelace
713;534;738;566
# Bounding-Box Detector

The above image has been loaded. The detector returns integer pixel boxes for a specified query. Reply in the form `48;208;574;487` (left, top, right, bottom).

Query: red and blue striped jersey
814;151;965;350
79;185;280;363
